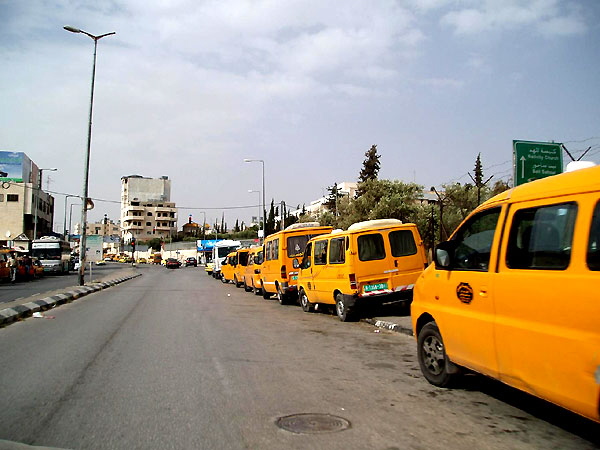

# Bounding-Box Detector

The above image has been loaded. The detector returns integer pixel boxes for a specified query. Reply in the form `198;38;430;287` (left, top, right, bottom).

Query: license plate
291;275;298;281
364;282;387;292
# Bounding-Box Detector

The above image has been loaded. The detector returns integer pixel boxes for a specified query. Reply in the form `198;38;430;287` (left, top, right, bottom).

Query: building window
147;212;153;216
0;194;4;202
146;222;151;226
7;194;19;202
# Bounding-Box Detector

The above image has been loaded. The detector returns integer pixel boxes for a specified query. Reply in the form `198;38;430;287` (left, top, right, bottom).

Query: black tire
234;276;242;288
206;271;212;276
262;284;271;299
220;275;228;283
243;281;252;292
335;293;357;322
417;322;458;387
299;289;313;313
253;282;262;296
277;288;288;305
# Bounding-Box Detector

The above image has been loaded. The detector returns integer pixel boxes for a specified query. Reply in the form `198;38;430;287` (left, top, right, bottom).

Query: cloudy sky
2;0;599;230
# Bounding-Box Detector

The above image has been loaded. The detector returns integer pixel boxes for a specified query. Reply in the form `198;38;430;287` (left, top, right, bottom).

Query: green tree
356;145;381;197
324;182;344;215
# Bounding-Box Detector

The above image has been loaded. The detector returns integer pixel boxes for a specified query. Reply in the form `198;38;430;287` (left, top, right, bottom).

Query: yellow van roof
479;164;600;209
347;218;403;231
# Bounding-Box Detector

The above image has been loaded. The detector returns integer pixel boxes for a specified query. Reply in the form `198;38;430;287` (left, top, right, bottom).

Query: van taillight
281;265;287;279
349;274;357;290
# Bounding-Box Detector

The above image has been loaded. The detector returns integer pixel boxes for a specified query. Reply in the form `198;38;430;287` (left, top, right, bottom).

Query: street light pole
244;159;265;242
63;194;78;238
33;168;57;240
64;25;115;286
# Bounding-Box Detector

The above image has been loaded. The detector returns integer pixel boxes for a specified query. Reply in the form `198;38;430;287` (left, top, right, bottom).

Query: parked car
220;251;237;283
297;219;427;321
137;257;147;264
205;262;214;276
32;258;45;278
411;164;600;424
185;257;197;267
95;260;106;266
260;222;333;303
165;258;181;269
242;246;263;295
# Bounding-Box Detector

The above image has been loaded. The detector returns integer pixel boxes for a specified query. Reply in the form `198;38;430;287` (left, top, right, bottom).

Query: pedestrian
8;252;17;283
23;254;32;280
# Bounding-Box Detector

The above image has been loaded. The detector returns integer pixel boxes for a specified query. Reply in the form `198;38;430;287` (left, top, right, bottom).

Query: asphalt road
0;263;138;304
0;265;597;449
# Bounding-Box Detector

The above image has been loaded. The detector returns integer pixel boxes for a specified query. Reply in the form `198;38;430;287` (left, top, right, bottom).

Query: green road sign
513;140;563;186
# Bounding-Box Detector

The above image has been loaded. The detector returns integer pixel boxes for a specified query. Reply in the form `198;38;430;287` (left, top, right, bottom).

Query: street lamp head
243;159;251;163
64;26;81;33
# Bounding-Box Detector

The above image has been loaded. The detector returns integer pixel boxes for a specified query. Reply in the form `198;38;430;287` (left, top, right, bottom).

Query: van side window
506;202;577;270
301;243;312;269
389;230;417;257
358;233;385;261
265;241;272;261
256;250;264;265
272;238;279;260
587;201;600;271
314;240;328;265
452;208;500;271
329;238;345;264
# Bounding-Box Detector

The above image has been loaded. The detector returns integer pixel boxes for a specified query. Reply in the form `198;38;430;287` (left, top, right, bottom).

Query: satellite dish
85;198;95;210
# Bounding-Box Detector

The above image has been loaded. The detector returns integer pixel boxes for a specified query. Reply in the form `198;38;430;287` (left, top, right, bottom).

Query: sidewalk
0;268;141;327
360;302;414;337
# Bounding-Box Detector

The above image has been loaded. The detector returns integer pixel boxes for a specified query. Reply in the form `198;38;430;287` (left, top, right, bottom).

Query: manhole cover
276;413;351;434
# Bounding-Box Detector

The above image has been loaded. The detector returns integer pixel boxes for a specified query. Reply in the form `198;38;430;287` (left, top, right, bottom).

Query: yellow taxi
242;246;263;295
220;251;237;284
411;164;600;423
297;219;427;321
261;222;333;304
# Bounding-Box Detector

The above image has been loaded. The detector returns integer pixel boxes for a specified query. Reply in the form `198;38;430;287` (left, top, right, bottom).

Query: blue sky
1;0;599;229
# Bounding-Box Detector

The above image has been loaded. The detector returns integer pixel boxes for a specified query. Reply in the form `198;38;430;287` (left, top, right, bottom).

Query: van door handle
479;289;488;298
394;260;398;267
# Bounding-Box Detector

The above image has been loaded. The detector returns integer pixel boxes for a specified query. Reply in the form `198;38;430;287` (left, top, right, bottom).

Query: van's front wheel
299;289;313;313
335;293;357;322
417;322;458;387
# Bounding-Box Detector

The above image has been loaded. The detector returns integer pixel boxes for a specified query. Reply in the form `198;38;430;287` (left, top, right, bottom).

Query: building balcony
125;205;145;212
122;223;143;231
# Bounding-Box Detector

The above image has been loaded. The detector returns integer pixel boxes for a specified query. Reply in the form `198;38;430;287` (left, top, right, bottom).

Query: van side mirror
292;258;300;269
434;241;455;270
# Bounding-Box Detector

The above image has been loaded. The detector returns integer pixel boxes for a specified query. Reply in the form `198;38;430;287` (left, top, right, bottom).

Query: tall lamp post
248;190;261;239
33;168;57;240
64;25;115;286
243;159;265;242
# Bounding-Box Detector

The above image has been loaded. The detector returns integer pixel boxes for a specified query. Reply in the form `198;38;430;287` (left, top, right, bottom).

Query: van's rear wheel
234;276;242;288
417;322;458;387
243;281;252;292
262;284;271;299
335;293;356;322
299;289;313;313
277;288;288;305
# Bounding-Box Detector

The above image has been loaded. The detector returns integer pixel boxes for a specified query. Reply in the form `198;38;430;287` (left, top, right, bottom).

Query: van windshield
358;233;386;261
238;252;249;266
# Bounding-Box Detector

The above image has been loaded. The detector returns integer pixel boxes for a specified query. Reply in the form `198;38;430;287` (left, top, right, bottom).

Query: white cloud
440;0;587;36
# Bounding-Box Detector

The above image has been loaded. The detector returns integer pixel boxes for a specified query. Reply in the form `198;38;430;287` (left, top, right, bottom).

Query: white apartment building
120;175;177;241
0;151;55;246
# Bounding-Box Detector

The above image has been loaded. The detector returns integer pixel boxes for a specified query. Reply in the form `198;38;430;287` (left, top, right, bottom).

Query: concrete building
292;181;358;217
120;175;177;241
0;151;55;247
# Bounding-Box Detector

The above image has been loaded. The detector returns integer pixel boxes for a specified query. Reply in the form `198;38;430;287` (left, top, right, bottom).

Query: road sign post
513;140;563;186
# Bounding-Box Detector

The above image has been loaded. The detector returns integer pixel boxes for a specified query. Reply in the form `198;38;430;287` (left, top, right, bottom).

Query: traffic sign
513;140;563;186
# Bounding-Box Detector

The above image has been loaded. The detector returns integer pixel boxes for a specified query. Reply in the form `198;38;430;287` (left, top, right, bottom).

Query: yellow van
242;246;264;295
411;165;600;423
261;223;333;303
297;219;427;321
220;251;237;284
232;247;251;288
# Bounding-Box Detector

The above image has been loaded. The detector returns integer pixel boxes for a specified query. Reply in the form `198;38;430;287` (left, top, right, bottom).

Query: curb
361;317;414;337
0;274;142;327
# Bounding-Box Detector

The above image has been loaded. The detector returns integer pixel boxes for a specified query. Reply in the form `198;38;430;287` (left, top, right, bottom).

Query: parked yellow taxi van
220;251;237;284
261;222;333;303
242;246;264;295
297;219;427;321
411;164;600;423
232;247;251;288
